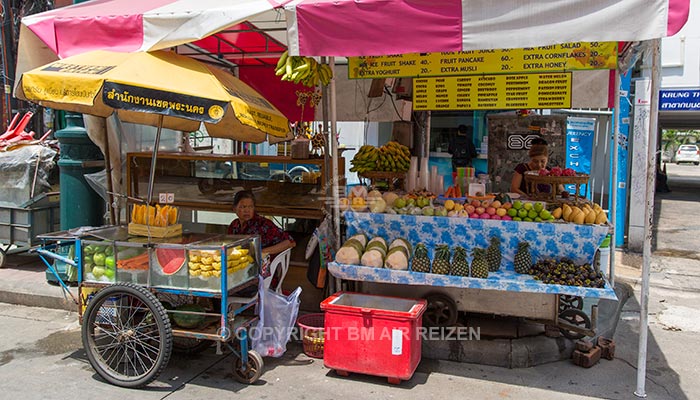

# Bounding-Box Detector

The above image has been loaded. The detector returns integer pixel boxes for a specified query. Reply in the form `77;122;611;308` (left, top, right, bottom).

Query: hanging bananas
350;142;411;174
275;50;333;88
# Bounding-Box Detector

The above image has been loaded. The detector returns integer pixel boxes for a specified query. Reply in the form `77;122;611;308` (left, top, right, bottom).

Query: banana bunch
275;50;333;88
350;141;411;174
552;203;608;225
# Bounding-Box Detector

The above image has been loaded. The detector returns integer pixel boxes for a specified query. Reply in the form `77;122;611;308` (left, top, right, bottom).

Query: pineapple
486;236;502;272
514;241;532;274
470;248;489;279
452;246;469;277
411;243;431;273
432;244;451;275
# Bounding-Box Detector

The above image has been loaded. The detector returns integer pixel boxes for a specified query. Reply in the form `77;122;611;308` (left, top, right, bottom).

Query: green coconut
348;234;368;248
172;304;206;329
389;238;412;256
384;247;409;270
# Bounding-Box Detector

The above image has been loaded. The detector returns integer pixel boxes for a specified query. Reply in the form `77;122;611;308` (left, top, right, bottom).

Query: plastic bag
252;277;302;358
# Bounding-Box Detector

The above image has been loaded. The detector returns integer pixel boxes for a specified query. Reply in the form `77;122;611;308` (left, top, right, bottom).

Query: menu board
348;42;616;79
413;73;572;110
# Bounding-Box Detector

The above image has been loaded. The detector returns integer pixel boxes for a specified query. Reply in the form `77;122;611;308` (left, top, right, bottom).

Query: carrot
445;186;454;198
455;185;462;198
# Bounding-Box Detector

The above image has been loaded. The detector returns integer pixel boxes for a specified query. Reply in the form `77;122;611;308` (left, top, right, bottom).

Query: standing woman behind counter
228;190;295;256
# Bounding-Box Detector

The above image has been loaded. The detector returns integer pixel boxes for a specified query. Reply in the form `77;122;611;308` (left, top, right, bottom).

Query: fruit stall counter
331;211;616;300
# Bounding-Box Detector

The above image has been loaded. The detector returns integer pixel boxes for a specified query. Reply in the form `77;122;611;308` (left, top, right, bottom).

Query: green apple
513;217;522;221
518;209;528;218
513;200;523;210
406;198;416;207
393;197;407;209
534;217;543;222
422;207;435;216
507;208;518;217
528;210;538;219
539;210;552;220
93;252;106;266
92;266;105;279
104;268;115;279
534;202;544;213
524;217;533;222
524;202;534;211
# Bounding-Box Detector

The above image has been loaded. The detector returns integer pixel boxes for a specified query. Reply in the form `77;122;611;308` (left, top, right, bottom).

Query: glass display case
79;226;261;294
126;152;345;219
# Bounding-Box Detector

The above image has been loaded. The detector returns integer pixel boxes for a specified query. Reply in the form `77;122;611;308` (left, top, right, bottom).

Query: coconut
343;238;366;255
360;248;385;268
384;247;409;270
335;245;362;265
389;238;412;256
369;197;387;213
366;237;387;253
348;234;368;248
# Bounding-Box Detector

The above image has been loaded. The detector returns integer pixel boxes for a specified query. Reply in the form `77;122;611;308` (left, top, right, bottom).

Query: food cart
36;226;264;388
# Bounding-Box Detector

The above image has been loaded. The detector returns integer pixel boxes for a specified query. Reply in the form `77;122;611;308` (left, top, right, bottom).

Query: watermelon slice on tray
156;248;186;275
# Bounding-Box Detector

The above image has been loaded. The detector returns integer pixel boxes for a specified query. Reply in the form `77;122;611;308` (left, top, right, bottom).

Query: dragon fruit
550;166;563;176
538;169;550;176
563;168;577;176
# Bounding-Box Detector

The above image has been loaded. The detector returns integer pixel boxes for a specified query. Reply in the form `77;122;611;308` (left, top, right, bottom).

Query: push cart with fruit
35;225;265;388
330;211;617;340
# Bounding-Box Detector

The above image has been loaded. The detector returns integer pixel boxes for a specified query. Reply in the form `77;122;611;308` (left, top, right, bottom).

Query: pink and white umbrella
284;0;690;56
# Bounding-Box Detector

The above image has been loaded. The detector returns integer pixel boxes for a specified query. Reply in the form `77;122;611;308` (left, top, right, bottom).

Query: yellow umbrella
15;50;291;204
15;50;290;143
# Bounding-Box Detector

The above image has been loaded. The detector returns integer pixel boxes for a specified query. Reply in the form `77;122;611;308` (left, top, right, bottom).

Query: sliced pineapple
201;256;213;265
190;269;201;276
212;261;221;270
189;255;200;263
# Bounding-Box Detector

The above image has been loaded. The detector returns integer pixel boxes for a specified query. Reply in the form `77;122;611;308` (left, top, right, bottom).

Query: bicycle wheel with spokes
81;283;173;388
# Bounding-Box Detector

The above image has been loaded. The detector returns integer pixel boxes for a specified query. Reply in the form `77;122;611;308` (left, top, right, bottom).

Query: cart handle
34;248;77;267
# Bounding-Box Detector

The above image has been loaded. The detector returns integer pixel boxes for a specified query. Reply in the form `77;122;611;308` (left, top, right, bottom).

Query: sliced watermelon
156;248;186;275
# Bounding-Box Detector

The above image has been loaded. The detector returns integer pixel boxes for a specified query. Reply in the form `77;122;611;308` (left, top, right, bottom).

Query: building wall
661;2;700;88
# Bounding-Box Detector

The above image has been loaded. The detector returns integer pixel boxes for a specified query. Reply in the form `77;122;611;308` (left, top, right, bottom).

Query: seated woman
510;138;564;197
228;190;296;256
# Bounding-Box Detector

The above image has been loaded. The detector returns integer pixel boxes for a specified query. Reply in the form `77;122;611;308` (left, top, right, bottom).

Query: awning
284;0;690;56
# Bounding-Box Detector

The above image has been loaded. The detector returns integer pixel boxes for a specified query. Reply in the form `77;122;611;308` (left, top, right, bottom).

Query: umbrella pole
146;115;164;206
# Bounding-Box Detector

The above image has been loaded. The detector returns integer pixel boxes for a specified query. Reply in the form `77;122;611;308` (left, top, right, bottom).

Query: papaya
573;211;586;224
552;207;563;219
584;211;597;224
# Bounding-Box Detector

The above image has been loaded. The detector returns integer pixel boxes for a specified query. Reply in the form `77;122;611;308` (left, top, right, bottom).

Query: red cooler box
320;291;427;384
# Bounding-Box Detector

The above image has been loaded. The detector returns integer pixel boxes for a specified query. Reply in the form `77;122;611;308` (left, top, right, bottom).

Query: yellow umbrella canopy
15;50;290;143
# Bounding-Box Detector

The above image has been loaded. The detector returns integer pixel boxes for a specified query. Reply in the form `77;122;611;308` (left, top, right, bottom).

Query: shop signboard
413;73;571;110
348;42;617;79
565;117;596;197
659;89;700;111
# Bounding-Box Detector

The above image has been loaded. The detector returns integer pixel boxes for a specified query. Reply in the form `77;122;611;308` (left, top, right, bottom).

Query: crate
297;313;325;358
320;292;427;384
128;223;182;238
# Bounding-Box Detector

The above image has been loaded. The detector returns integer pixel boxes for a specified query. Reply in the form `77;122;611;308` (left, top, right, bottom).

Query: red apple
496;208;508;217
469;213;479;219
491;200;502;209
475;207;486;215
501;215;513;221
465;205;476;214
481;200;491;208
502;202;512;210
491;215;502;220
486;207;496;215
471;199;481;207
479;213;491;219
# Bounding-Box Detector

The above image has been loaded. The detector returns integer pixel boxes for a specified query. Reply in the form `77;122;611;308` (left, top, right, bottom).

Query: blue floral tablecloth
337;212;616;300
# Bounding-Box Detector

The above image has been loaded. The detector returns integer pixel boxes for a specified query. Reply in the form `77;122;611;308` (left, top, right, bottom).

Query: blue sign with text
565;117;595;197
659;89;700;110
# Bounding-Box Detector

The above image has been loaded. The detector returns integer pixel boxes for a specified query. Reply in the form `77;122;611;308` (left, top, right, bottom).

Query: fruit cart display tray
328;263;617;300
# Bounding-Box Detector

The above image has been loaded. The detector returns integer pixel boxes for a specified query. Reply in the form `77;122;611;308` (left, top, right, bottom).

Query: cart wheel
558;308;592;340
82;283;173;388
172;337;212;355
0;247;6;268
423;293;458;327
232;350;264;384
559;295;583;313
198;179;218;195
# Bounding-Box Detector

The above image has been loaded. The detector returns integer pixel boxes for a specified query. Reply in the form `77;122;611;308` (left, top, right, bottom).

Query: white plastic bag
252;278;302;358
